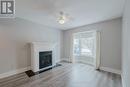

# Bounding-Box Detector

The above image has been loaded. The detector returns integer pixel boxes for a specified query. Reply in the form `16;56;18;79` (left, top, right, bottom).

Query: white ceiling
16;0;125;30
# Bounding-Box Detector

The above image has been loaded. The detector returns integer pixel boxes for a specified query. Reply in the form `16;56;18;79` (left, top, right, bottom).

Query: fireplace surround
31;42;56;72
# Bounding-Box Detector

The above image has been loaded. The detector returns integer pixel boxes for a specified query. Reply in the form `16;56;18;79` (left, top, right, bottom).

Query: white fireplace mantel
31;42;57;72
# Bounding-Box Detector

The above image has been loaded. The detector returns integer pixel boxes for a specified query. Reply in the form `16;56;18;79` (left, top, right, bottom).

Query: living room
0;0;130;87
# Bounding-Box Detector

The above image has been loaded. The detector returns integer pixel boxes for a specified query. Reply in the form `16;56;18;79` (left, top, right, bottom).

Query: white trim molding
60;58;71;63
0;66;31;79
95;31;101;69
100;67;121;75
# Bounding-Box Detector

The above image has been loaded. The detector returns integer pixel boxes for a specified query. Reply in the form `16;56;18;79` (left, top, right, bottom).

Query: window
74;32;95;57
74;39;80;55
80;37;94;57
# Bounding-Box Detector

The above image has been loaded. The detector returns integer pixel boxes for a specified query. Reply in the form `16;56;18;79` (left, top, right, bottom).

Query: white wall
63;18;122;71
0;18;63;74
122;0;130;87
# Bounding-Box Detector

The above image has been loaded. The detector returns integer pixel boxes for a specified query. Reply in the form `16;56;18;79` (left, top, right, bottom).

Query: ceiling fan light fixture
58;12;67;24
58;16;66;24
59;19;65;24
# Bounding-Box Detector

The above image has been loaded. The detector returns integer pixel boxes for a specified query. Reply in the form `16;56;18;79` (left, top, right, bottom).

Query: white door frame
70;30;101;69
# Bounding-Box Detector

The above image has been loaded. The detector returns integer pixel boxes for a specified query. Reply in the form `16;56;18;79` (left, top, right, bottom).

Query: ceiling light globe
59;19;65;24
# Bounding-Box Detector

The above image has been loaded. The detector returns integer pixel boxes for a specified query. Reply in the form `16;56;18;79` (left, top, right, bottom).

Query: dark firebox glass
39;51;52;69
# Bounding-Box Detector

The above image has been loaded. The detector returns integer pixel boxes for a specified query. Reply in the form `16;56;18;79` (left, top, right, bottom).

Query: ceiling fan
57;11;72;24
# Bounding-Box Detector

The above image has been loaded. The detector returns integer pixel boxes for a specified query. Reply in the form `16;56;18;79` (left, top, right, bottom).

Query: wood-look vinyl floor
0;62;122;87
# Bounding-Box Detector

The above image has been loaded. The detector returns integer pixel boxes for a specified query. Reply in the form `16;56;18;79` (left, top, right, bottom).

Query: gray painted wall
0;18;63;74
63;18;122;71
122;0;130;87
0;17;122;77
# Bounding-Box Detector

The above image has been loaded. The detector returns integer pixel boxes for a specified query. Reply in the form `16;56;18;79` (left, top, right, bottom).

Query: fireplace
39;51;52;69
31;42;56;72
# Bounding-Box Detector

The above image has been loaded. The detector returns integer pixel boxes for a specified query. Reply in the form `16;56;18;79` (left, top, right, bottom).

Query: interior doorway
72;31;100;69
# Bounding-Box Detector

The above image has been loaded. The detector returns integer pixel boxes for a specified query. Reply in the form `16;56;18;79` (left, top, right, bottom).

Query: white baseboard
60;58;71;63
100;67;121;75
0;66;31;79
